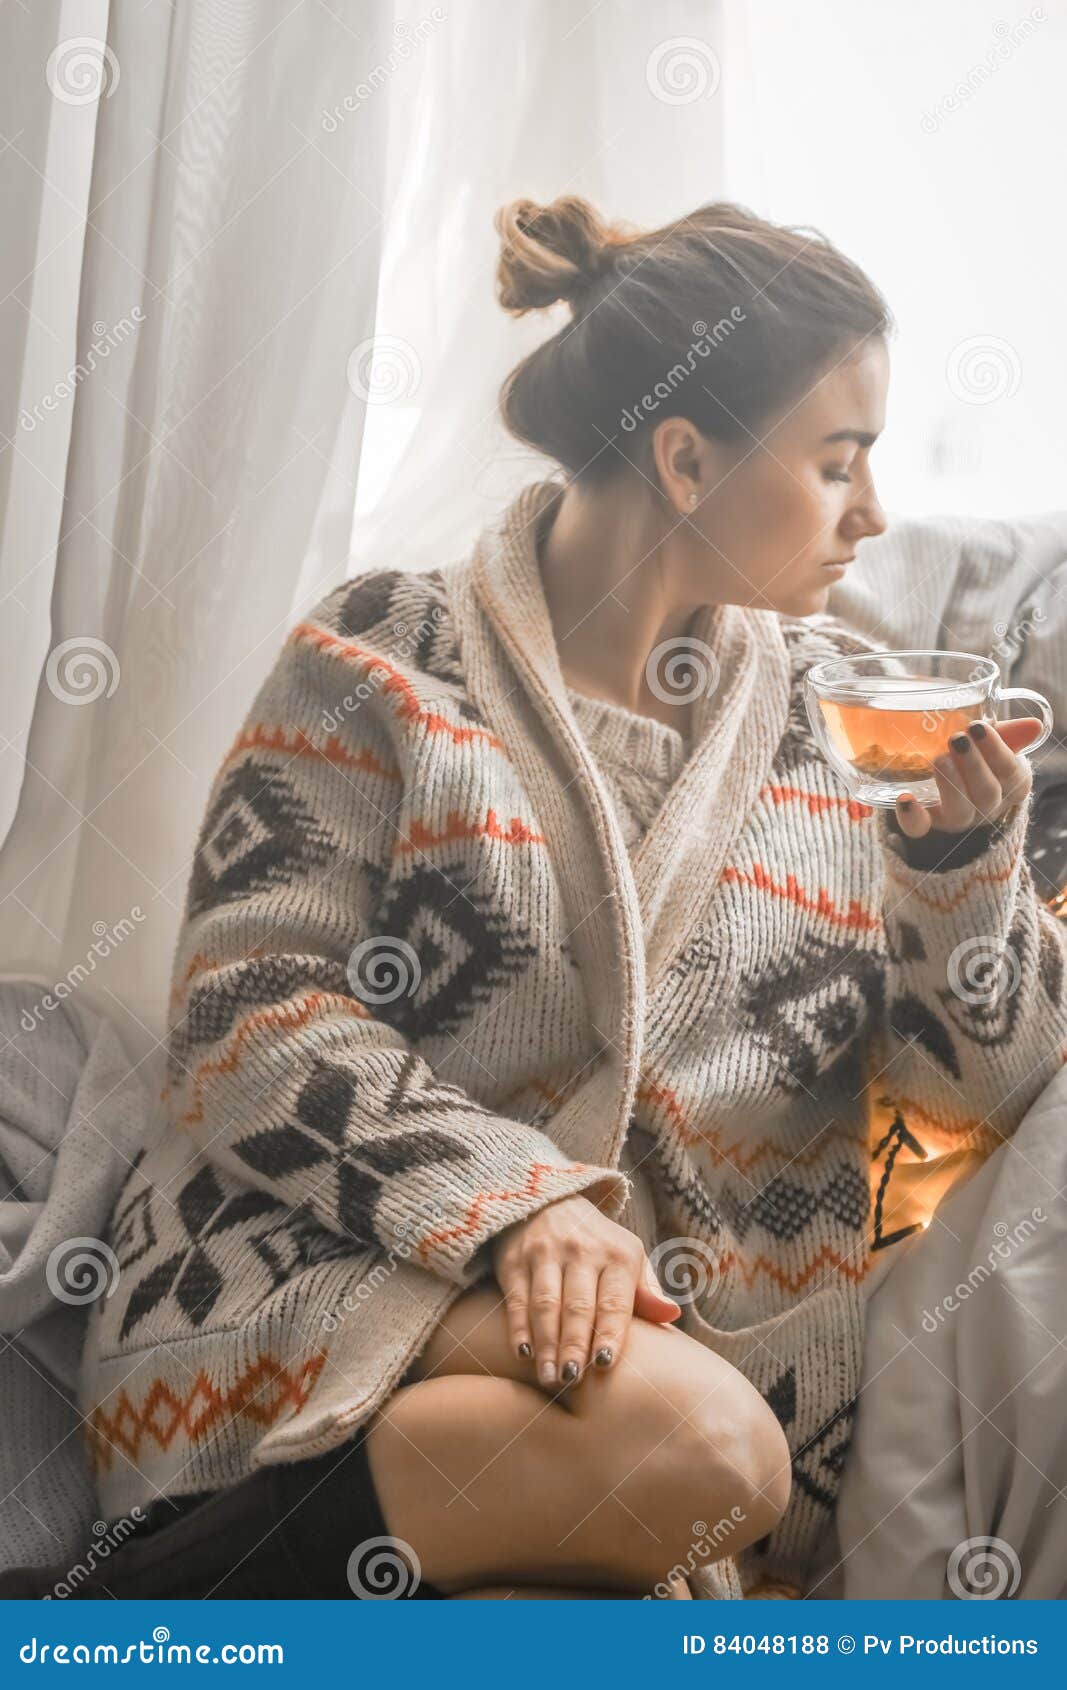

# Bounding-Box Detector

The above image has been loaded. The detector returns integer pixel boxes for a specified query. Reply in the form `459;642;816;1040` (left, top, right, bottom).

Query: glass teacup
804;649;1053;807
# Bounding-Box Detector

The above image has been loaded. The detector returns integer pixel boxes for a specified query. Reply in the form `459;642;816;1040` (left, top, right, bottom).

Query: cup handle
993;685;1054;755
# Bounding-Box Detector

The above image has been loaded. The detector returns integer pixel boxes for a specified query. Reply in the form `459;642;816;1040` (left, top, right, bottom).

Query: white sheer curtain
721;0;1067;519
0;0;727;1089
0;0;391;1077
349;0;728;572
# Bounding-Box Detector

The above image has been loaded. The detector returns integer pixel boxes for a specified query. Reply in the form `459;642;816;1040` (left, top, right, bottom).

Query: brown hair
495;194;894;484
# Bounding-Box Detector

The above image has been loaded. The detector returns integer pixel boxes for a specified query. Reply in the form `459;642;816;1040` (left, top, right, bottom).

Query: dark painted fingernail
950;733;970;754
594;1347;613;1367
561;1359;579;1383
517;1341;532;1359
969;721;987;740
900;798;913;811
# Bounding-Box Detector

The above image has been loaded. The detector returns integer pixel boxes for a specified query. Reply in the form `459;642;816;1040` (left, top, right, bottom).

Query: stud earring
688;492;698;508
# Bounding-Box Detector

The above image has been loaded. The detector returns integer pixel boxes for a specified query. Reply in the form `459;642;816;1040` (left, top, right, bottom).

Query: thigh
371;1284;787;1594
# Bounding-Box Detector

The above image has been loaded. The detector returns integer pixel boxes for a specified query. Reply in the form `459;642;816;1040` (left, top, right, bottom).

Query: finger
946;730;1002;816
895;790;931;837
926;752;976;832
589;1259;641;1374
633;1254;683;1324
529;1258;563;1390
968;719;1034;804
499;1266;535;1368
557;1262;600;1386
984;716;1043;755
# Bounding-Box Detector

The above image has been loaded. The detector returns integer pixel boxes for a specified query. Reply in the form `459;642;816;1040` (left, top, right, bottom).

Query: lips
822;555;856;568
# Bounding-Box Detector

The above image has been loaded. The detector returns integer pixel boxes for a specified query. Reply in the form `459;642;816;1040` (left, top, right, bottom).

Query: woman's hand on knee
490;1197;681;1392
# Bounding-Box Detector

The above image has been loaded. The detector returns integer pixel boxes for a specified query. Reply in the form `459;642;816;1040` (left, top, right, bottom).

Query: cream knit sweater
79;478;1067;1596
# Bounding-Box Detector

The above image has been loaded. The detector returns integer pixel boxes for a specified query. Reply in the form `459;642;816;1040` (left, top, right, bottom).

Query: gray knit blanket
0;976;150;1574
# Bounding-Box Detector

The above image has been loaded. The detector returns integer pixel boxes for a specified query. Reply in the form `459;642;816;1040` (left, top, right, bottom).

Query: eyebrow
822;429;879;447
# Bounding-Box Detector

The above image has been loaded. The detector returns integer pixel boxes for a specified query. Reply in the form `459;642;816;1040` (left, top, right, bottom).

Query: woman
45;196;1067;1602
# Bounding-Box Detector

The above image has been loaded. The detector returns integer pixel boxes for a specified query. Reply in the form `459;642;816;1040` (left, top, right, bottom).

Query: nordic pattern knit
79;478;1067;1596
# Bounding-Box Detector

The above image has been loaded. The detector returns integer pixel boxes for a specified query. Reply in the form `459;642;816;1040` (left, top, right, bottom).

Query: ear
650;417;709;514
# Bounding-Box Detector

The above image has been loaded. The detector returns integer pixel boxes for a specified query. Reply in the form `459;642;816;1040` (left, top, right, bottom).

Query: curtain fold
0;0;390;1082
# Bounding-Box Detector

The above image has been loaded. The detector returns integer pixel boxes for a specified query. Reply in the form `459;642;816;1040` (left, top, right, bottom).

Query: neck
538;479;708;726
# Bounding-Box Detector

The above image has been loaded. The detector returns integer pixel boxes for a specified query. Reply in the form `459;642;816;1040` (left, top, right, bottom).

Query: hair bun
494;195;633;316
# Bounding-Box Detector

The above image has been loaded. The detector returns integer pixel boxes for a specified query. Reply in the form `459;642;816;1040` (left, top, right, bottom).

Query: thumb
635;1256;682;1322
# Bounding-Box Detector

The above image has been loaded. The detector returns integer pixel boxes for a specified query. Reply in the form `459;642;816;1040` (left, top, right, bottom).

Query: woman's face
674;337;890;618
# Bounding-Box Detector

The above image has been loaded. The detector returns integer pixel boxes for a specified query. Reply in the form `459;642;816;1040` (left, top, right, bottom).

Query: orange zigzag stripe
84;1352;326;1473
416;1162;604;1267
180;991;370;1126
223;723;401;782
395;807;546;855
883;851;1019;913
763;783;873;823
291;621;505;751
636;1080;845;1171
714;1243;870;1293
169;943;277;1011
721;864;882;932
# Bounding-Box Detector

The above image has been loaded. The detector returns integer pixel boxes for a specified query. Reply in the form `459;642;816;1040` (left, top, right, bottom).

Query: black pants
0;1431;445;1600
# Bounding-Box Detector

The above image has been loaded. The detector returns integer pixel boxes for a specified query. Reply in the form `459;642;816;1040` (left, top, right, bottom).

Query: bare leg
363;1283;789;1597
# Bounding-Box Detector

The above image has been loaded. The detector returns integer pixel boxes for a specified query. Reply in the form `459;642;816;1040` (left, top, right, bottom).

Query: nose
844;480;888;543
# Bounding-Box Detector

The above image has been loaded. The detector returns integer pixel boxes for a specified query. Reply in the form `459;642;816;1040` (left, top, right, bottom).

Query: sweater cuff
878;798;1029;875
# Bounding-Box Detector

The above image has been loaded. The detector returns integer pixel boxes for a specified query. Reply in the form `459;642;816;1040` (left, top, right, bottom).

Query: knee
680;1377;792;1551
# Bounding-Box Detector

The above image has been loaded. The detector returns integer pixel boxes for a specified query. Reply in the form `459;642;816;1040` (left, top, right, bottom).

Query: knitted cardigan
79;477;1067;1595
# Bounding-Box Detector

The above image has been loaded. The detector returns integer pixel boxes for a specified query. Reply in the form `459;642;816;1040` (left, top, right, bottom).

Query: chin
773;581;831;618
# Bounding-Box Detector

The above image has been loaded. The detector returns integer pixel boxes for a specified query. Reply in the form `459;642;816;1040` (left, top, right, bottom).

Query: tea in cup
804;650;1053;806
